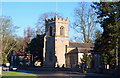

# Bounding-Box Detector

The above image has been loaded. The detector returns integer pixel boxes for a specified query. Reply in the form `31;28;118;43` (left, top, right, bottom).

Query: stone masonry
43;16;69;67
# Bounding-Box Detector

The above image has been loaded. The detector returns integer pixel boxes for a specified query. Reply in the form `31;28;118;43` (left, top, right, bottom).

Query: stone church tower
43;16;69;67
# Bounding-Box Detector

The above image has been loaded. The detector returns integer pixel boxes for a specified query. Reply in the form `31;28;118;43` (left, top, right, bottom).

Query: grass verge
2;71;37;78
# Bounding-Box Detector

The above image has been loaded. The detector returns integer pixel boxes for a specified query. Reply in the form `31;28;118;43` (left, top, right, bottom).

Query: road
17;70;116;78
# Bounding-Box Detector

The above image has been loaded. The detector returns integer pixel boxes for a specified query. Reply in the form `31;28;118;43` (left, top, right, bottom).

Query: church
43;16;96;68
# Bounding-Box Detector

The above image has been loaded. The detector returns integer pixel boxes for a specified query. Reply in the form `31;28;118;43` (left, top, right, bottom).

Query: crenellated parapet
45;16;68;24
44;15;69;67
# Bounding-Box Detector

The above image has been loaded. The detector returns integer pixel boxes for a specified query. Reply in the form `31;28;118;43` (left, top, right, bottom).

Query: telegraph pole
116;38;118;66
116;36;120;66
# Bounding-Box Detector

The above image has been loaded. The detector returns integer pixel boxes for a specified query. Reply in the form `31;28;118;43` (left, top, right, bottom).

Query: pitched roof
67;48;93;54
68;42;94;48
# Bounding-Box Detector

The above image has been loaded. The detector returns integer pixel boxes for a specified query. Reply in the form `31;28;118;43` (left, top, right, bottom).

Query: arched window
50;26;52;36
60;26;64;36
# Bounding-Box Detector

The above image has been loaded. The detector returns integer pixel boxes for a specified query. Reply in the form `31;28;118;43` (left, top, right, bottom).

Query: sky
1;0;100;2
2;2;102;41
1;2;81;37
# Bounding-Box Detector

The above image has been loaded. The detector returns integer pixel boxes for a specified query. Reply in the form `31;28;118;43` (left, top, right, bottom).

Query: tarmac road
17;70;116;78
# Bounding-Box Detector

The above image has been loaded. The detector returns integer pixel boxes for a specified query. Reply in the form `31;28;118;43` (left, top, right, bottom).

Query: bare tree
0;16;20;64
36;12;62;34
24;27;36;44
72;2;97;43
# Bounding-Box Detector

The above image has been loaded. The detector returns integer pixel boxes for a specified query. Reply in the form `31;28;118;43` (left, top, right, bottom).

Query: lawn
2;71;37;78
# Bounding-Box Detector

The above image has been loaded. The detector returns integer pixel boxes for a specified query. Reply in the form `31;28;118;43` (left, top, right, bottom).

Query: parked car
10;66;17;71
2;66;8;71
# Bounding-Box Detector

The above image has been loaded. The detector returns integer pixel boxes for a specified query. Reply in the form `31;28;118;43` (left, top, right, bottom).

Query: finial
56;2;58;16
54;15;58;19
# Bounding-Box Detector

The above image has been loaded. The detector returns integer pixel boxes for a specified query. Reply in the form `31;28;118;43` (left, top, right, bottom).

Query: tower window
60;26;64;36
50;26;52;36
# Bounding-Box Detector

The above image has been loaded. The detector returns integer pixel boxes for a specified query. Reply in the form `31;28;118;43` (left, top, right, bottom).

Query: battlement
45;16;68;23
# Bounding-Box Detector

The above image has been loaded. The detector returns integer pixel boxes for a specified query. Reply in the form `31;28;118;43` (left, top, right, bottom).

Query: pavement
16;69;117;78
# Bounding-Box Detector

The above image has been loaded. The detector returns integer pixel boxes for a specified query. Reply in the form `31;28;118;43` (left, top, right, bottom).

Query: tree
93;2;120;66
72;2;97;43
26;34;44;66
82;53;89;67
24;27;36;44
0;16;19;64
36;12;62;34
